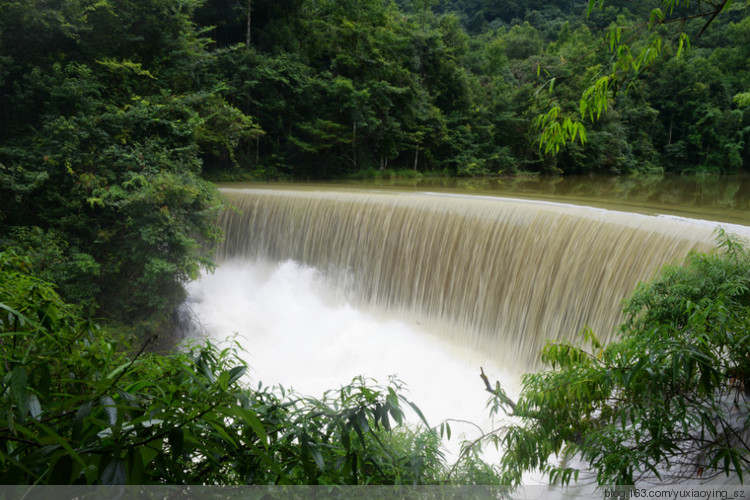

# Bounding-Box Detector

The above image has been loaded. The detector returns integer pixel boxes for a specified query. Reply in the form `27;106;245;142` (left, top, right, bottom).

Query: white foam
181;259;517;459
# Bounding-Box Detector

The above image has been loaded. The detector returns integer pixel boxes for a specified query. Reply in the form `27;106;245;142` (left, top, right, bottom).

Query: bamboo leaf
310;446;325;471
10;366;28;419
219;405;268;447
229;365;247;385
169;427;184;461
100;459;126;485
731;450;743;483
100;395;117;427
405;400;430;428
127;447;145;485
27;394;42;420
206;418;238;448
73;401;93;441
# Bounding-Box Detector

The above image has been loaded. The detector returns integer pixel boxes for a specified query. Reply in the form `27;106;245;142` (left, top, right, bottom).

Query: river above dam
220;173;750;226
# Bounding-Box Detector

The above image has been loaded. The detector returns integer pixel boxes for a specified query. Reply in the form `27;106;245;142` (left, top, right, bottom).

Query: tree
484;229;750;486
535;0;750;153
0;0;263;326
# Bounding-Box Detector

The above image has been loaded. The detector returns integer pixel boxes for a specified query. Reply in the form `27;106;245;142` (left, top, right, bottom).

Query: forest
1;0;750;488
3;0;750;324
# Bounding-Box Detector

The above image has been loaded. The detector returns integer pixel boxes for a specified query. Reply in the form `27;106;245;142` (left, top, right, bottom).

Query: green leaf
18;421;87;469
27;394;42;420
140;439;163;468
100;458;126;485
676;33;690;58
388;403;404;426
310;446;325;471
225;365;247;387
356;411;370;434
74;401;93;441
206;418;238;447
100;395;117;427
10;366;29;418
48;454;74;485
649;8;665;29
127;447;145;485
219;405;268;448
0;302;30;329
117;388;139;407
586;0;604;16
731;450;743;483
37;363;51;400
106;360;134;380
405;400;430;428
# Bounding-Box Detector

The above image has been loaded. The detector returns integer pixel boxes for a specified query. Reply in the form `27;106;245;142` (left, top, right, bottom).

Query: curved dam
213;187;726;370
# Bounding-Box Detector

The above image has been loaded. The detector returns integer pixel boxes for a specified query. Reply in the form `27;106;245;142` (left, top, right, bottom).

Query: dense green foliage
0;250;472;485
2;0;750;488
534;0;750;157
2;0;749;324
192;0;750;177
486;230;750;486
0;0;242;325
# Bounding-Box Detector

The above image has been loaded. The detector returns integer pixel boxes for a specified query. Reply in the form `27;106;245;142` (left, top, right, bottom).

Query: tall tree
0;0;259;326
534;0;749;154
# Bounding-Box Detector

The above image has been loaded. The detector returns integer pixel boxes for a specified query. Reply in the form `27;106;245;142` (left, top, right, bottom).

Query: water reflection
313;174;750;225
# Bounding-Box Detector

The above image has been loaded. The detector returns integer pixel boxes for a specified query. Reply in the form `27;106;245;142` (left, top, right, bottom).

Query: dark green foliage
3;0;750;487
488;230;750;486
0;0;261;325
3;0;749;189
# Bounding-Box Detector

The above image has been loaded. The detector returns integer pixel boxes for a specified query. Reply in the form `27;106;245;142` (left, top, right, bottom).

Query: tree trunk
380;156;388;170
246;0;252;47
668;116;673;145
352;122;357;169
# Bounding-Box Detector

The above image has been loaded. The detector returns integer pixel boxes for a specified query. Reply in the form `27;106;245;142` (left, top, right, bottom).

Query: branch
0;435;44;447
441;418;485;435
479;366;493;393
103;334;157;395
595;0;730;35
480;367;516;413
696;0;729;37
445;422;510;481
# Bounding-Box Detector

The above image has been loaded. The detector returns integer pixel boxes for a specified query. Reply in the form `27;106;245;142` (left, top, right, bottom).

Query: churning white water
180;259;747;493
180;258;518;458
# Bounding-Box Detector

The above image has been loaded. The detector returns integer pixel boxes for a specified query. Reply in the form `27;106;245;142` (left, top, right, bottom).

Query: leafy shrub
486;229;750;486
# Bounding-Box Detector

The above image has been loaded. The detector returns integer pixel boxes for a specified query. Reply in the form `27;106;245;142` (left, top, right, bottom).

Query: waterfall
215;187;722;371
